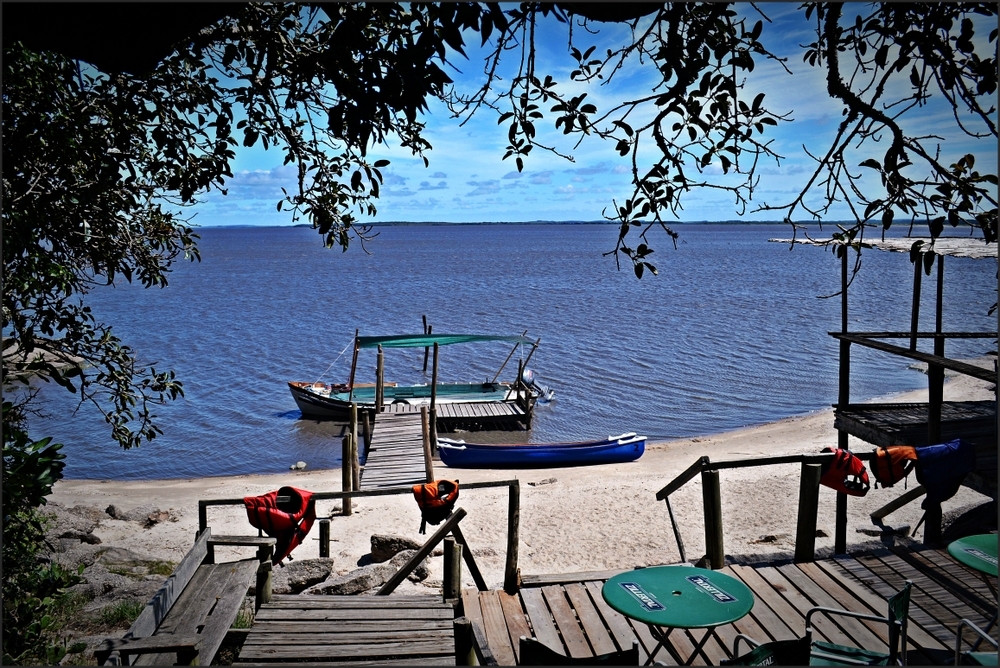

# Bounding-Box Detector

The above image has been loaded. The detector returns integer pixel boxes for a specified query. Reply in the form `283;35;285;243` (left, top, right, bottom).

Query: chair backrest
519;636;639;665
722;637;811;666
885;580;912;664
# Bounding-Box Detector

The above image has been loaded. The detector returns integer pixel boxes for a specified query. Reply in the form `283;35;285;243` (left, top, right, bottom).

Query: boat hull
437;433;646;468
288;381;530;420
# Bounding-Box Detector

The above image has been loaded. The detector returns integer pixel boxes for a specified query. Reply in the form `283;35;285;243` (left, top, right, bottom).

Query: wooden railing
199;478;523;593
655;450;905;568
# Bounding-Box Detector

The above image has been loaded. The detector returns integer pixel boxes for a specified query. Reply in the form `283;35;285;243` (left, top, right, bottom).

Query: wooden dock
464;541;997;665
236;594;456;665
382;401;530;431
359;413;430;490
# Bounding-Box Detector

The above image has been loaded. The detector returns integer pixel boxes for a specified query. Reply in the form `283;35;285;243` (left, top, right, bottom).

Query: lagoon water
26;223;996;480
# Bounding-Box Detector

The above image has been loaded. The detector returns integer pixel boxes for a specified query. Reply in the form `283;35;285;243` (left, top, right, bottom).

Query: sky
189;3;998;227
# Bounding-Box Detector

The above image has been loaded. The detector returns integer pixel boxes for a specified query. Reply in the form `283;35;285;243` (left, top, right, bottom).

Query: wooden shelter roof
769;237;998;259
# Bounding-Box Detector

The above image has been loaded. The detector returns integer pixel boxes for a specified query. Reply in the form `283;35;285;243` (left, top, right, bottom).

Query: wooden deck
464;542;998;665
236;594;456;665
359;413;429;490
382;401;529;430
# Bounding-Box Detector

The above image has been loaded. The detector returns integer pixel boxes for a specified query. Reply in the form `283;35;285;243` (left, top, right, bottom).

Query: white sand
49;369;995;590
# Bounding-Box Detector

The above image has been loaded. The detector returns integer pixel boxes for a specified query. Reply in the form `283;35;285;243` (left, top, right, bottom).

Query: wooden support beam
795;462;822;562
665;496;687;563
870;485;926;523
504;480;520;593
451;524;488;592
377;507;468;595
702;469;724;569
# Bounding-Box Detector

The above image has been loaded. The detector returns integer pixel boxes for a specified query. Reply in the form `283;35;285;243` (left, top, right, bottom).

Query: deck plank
480;591;517;667
519;586;563;654
498;591;532;664
542;585;592;658
564;583;617;655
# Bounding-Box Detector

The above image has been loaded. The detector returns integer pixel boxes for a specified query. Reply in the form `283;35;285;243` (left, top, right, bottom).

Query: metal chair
725;581;912;666
518;636;640;665
723;635;811;665
954;618;998;666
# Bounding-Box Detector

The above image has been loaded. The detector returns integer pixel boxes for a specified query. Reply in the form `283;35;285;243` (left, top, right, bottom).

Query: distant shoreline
193;220;935;229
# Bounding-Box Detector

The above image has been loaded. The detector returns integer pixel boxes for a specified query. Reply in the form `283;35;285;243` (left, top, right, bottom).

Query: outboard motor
521;368;555;403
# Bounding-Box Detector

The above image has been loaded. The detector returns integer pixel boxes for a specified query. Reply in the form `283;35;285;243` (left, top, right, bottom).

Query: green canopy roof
357;333;534;349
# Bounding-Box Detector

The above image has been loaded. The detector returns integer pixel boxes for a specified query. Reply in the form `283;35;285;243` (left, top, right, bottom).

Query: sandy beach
49;366;995;592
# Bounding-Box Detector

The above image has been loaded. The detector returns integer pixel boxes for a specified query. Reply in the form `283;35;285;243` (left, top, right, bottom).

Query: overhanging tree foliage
3;0;995;451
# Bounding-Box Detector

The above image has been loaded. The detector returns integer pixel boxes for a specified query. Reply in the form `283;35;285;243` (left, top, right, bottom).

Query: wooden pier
382;401;530;431
359;413;430;490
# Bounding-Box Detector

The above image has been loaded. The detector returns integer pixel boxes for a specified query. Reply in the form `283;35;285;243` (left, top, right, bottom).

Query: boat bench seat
95;528;275;666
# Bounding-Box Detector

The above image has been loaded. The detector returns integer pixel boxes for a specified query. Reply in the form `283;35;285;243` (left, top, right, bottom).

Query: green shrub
98;599;146;628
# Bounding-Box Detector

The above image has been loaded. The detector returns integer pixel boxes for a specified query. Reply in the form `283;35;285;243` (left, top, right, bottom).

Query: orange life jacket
412;479;459;534
872;445;918;489
244;486;317;564
820;448;870;496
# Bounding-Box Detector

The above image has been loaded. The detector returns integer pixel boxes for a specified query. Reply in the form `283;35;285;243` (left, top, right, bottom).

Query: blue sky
190;3;997;227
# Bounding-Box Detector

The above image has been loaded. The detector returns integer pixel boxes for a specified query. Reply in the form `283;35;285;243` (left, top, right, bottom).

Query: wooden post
444;536;462;602
421;406;434;482
347;329;360;402
319;519;330;558
795;462;823;562
430;342;439;447
341;435;352;516
928;255;944;444
376;345;384;413
255;542;273;610
350;403;360;492
422;317;431;373
454;617;474;666
924;502;943;545
909;252;923;352
362;411;371;457
701;469;724;569
836;248;850;555
504;480;520;593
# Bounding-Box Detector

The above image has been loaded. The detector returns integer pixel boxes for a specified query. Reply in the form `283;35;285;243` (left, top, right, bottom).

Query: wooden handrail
656;450;876;567
200;478;521;591
830;332;997;383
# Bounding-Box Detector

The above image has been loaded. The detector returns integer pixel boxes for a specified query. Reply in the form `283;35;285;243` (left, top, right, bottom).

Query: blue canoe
437;433;646;469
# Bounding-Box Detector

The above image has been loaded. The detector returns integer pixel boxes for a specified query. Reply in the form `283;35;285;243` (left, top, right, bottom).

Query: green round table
948;534;998;578
948;534;998;650
602;566;755;665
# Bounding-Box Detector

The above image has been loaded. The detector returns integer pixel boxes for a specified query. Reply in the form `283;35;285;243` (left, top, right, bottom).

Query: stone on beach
370;533;422;563
267;557;336;594
302;550;429;595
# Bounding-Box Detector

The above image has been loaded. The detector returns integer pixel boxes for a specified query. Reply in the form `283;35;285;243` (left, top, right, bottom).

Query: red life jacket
872;445;918;489
412;479;459;534
244;486;316;564
819;448;870;497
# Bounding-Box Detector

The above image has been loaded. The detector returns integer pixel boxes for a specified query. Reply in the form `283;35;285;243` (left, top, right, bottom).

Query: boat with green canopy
288;331;548;420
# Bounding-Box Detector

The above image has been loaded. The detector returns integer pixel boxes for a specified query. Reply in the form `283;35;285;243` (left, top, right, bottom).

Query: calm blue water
25;223;997;480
